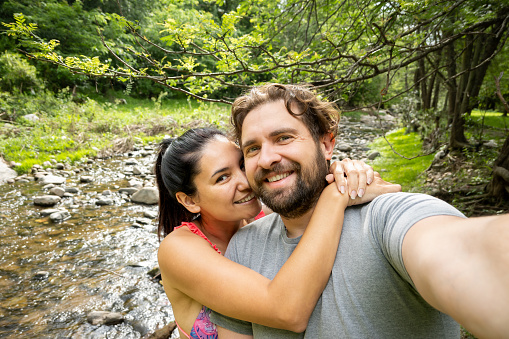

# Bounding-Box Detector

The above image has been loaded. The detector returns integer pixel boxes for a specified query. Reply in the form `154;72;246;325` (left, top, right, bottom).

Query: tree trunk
445;37;469;148
487;135;509;201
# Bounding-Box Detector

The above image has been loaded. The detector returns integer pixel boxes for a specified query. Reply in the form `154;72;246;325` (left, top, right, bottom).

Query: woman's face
191;135;262;222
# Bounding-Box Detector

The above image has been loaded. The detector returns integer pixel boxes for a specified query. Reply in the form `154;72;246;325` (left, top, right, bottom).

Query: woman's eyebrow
211;167;228;179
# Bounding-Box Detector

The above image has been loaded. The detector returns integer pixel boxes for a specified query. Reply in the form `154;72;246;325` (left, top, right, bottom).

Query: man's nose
258;144;281;169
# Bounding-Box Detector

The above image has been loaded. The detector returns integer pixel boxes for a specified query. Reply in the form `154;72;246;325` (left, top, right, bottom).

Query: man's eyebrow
268;128;298;137
242;128;299;151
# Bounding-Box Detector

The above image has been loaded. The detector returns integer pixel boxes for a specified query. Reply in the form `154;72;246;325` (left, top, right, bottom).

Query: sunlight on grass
470;110;509;129
369;128;435;192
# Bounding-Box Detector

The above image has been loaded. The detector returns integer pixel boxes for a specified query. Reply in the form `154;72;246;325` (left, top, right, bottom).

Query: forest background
0;0;508;216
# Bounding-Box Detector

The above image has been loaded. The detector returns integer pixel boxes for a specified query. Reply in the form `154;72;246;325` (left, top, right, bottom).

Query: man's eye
245;146;259;155
278;135;292;142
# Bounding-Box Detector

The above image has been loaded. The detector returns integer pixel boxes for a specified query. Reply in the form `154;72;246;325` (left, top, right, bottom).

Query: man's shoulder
236;213;281;235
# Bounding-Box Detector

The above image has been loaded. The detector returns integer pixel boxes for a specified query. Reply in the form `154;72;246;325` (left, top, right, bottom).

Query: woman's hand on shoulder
347;171;401;206
325;159;401;206
326;158;374;199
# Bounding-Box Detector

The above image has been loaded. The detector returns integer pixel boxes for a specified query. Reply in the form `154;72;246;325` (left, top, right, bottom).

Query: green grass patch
0;90;230;174
469;110;509;129
369;128;435;192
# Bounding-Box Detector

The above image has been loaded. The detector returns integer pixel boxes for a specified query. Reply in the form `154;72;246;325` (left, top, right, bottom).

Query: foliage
0;51;42;93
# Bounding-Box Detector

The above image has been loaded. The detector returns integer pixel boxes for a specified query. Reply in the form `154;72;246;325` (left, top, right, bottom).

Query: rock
145;322;176;339
80;176;93;183
367;151;380;160
23;113;39;122
34;195;61;207
0;158;18;184
119;187;139;196
33;271;49;280
87;311;124;326
484;140;498;148
40;208;62;217
143;210;158;219
65;187;79;194
49;187;66;197
434;150;446;161
96;198;114;206
135;217;151;225
133;166;143;175
102;190;112;196
55;163;65;170
128;179;143;189
131;187;159;205
125;159;139;166
336;143;353;152
39;175;66;185
49;211;71;222
43;161;52;168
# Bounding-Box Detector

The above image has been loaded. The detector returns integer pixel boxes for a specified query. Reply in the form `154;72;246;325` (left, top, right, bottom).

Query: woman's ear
320;132;336;160
176;192;201;214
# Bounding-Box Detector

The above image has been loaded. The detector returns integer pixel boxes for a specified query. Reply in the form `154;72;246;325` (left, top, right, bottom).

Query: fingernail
340;186;345;194
358;188;364;198
350;190;357;199
367;178;372;185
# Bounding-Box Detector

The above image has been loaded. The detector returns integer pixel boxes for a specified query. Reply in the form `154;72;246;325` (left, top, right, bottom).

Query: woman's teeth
236;193;255;203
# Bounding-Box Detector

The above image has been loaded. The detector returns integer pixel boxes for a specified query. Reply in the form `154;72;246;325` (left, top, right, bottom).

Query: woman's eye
216;174;228;183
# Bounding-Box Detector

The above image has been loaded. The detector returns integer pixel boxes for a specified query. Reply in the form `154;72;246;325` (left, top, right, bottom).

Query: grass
0;90;230;174
469;110;509;129
369;128;435;192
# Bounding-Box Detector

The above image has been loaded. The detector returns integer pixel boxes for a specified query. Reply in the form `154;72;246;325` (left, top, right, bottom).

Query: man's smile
266;171;293;183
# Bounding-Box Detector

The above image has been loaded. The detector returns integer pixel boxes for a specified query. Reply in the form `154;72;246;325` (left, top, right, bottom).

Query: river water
0;115;392;338
0;151;176;338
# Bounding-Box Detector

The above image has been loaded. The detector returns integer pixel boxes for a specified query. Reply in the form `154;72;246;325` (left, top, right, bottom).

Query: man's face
240;100;331;219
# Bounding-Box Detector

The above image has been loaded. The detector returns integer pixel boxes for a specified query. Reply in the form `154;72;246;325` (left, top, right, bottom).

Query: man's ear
320;132;336;160
176;192;201;214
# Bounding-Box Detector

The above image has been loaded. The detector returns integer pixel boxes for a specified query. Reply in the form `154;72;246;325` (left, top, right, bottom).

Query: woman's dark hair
155;127;226;239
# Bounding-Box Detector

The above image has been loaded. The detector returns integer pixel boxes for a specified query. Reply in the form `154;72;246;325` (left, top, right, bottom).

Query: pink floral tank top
174;211;266;339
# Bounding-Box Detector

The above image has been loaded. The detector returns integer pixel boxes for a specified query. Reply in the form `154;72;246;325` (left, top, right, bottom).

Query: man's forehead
240;100;305;140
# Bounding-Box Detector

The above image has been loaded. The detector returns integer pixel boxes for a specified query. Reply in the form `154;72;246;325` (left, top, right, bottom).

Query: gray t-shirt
211;192;466;338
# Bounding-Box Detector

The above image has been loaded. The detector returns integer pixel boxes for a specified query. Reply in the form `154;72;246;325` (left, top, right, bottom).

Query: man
211;83;509;338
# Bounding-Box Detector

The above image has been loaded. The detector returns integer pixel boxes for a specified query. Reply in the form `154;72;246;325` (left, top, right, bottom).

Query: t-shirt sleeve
368;192;466;288
209;233;254;334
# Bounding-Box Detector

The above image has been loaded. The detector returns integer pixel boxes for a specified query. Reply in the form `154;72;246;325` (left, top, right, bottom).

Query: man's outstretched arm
402;214;509;338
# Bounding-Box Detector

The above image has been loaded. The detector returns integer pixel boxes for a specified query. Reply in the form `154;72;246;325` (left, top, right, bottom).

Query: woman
156;127;398;339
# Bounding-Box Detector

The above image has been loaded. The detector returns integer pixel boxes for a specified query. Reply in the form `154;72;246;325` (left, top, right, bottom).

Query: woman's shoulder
159;224;204;254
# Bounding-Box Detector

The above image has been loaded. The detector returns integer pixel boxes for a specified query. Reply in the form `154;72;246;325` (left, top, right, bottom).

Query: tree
3;0;509;201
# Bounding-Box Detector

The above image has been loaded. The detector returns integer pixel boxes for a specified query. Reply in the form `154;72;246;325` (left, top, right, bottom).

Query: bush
0;51;42;93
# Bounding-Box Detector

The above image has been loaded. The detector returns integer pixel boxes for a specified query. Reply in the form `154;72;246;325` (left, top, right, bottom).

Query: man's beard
252;145;328;219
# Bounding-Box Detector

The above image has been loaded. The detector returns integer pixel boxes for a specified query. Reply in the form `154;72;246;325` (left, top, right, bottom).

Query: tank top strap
176;222;221;254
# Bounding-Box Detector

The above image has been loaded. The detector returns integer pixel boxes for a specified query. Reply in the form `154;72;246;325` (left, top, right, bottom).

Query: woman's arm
158;169;400;332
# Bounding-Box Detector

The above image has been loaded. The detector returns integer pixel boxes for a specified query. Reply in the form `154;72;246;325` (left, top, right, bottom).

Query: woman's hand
326;158;374;199
347;171;401;206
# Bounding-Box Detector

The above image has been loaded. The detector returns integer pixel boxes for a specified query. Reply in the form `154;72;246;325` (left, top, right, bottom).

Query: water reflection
0;155;175;338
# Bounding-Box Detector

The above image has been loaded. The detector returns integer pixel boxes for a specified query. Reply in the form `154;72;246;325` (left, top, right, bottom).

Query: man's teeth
236;193;255;203
267;172;290;183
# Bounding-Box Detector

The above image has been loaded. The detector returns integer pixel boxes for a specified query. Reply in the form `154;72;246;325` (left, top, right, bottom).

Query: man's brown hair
231;83;340;144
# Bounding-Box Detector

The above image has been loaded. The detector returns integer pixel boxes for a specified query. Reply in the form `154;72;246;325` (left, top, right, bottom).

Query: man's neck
280;207;316;238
